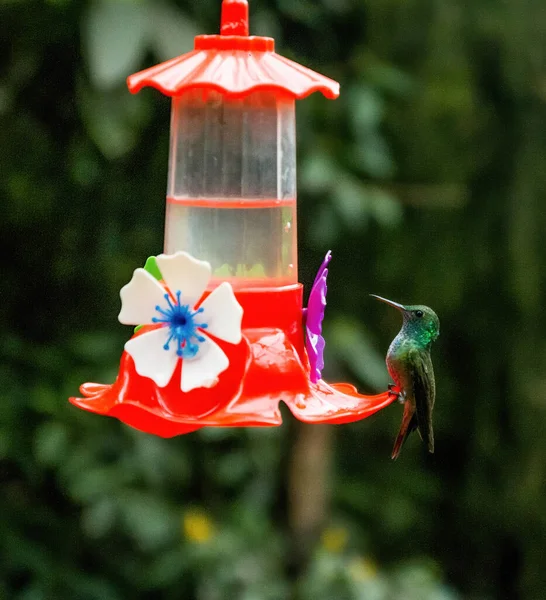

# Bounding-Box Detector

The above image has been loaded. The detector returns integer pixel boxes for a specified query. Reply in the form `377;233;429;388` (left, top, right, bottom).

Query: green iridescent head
371;295;440;346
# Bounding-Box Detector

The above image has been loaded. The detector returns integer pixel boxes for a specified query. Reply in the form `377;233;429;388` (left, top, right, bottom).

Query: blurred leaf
144;548;187;587
308;204;340;247
119;491;178;549
148;1;199;61
353;133;395;179
79;84;151;158
361;53;416;96
197;427;240;441
34;421;69;466
277;0;322;25
0;84;13;114
321;0;351;15
327;317;388;389
84;0;148;89
252;8;281;40
214;451;251;486
332;176;370;229
69;331;121;363
348;84;385;133
69;466;127;502
68;140;102;187
131;431;191;487
367;187;403;227
81;497;117;539
300;151;338;193
31;385;62;416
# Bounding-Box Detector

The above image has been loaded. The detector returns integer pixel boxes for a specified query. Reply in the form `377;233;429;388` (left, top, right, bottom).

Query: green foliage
2;0;546;599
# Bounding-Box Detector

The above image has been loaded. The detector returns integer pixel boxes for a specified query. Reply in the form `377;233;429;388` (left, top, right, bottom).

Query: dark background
1;0;546;599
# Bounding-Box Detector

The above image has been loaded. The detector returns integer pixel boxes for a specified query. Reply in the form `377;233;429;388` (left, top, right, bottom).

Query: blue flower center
152;290;208;358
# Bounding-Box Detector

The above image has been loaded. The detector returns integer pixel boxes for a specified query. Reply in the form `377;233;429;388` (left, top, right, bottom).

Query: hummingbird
371;295;440;460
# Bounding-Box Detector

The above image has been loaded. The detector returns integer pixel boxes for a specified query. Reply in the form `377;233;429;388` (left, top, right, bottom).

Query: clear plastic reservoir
165;89;297;288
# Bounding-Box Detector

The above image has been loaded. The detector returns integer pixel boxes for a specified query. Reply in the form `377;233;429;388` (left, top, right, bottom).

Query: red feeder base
70;285;394;437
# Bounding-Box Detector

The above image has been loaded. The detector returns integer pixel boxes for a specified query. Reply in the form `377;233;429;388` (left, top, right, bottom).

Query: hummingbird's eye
415;310;424;318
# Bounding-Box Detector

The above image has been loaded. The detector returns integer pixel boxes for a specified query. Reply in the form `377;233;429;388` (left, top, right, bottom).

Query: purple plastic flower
303;251;332;383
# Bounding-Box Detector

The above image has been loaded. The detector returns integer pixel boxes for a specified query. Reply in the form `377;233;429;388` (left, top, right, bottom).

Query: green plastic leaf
143;255;162;280
133;256;162;333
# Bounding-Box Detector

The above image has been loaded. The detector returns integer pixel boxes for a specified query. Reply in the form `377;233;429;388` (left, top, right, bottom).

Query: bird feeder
70;0;395;437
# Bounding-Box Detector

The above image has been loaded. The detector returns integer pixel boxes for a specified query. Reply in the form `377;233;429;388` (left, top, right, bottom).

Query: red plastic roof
127;0;339;100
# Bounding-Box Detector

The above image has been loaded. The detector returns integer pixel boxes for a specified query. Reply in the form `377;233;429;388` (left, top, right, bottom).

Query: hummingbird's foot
388;384;402;401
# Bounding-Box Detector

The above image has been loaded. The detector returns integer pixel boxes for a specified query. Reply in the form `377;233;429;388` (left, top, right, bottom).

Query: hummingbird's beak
370;295;405;311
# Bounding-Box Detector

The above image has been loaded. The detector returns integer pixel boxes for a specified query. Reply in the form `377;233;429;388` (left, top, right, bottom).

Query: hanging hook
220;0;249;36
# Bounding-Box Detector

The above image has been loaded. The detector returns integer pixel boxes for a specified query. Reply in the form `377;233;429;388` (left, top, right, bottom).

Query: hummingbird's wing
409;348;435;454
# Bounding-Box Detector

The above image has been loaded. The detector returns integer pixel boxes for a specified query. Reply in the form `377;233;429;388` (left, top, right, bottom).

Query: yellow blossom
321;526;349;553
348;556;378;582
182;509;214;543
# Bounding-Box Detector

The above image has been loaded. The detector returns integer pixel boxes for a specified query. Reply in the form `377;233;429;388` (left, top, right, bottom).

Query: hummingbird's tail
391;408;417;460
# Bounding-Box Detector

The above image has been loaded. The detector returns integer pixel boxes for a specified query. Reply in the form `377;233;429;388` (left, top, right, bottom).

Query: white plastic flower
118;252;243;392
